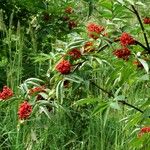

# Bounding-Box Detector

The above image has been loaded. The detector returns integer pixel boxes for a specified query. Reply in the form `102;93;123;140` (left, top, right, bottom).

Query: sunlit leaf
92;102;109;116
109;101;120;110
137;58;149;74
74;98;99;106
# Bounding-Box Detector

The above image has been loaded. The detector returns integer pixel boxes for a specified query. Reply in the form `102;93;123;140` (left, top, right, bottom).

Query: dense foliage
0;0;150;149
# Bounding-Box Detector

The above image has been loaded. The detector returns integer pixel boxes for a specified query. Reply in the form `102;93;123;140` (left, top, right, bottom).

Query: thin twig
90;81;147;115
97;39;119;53
118;100;144;113
117;1;134;13
72;60;86;73
97;39;149;53
131;5;150;51
90;81;114;97
135;40;149;51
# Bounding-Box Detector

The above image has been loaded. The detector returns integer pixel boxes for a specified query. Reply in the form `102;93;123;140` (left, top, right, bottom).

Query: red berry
0;86;13;100
87;23;105;40
56;60;71;74
113;47;131;60
68;48;81;60
143;17;150;24
138;127;150;138
120;32;135;46
65;6;73;14
18;101;32;120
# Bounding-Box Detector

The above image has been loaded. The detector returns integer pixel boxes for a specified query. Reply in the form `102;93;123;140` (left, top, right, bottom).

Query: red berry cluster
120;32;135;46
63;6;77;30
29;86;45;95
65;6;73;14
143;17;150;24
56;60;71;74
68;48;81;60
56;48;82;74
87;23;105;40
138;127;150;137
18;101;32;120
0;86;13;100
113;47;131;60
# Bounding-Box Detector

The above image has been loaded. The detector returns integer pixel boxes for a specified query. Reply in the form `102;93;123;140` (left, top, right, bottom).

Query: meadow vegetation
0;0;150;149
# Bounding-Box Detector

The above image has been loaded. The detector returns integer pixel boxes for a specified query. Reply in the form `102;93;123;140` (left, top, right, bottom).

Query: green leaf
67;39;85;49
114;95;126;101
135;2;146;7
25;81;40;87
124;114;142;130
38;92;48;99
74;98;99;106
103;107;110;126
143;108;150;118
101;1;113;10
20;83;29;94
88;1;94;17
31;129;37;142
37;100;55;108
116;0;125;5
25;78;44;84
39;106;51;119
129;138;143;148
138;74;149;81
126;0;134;5
109;101;120;110
31;104;39;116
137;58;149;74
92;102;108;116
56;80;64;104
100;9;112;18
65;75;84;83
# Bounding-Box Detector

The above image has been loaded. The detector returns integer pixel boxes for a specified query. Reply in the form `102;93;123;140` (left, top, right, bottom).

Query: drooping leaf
92;102;109;116
39;106;51;119
56;80;64;104
65;75;84;83
137;58;149;74
67;39;85;49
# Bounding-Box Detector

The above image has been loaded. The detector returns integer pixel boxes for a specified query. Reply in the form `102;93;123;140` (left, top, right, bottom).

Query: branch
90;81;114;97
135;40;149;51
72;60;86;73
97;39;119;53
131;5;150;50
116;1;134;13
118;100;144;114
97;38;149;54
91;81;147;116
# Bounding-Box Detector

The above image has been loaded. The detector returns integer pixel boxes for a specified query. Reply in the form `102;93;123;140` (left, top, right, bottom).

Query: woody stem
131;5;150;51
